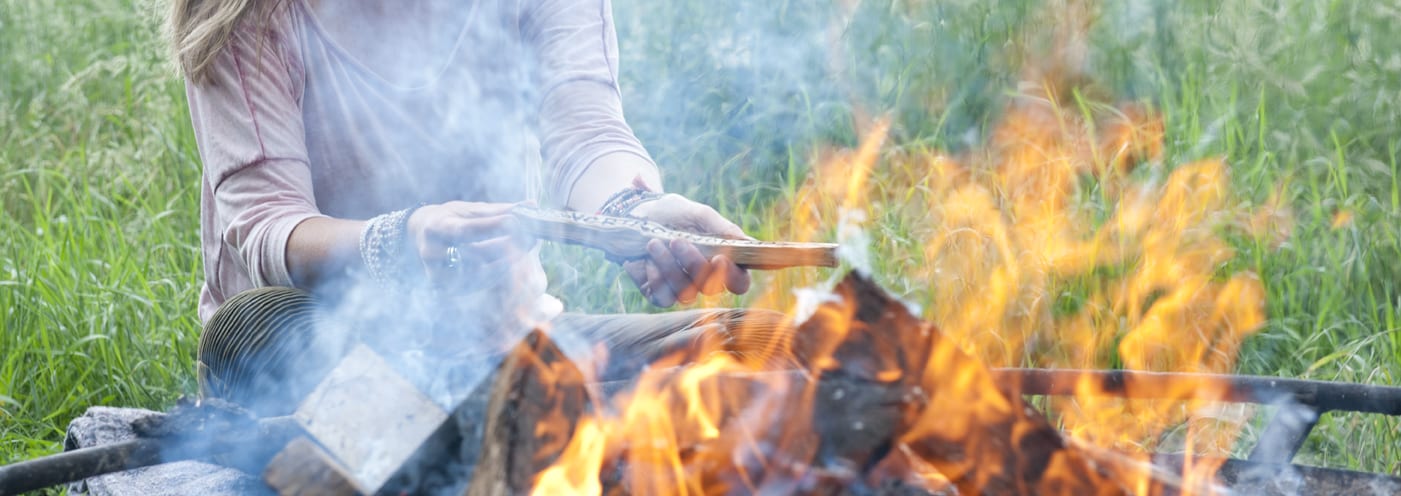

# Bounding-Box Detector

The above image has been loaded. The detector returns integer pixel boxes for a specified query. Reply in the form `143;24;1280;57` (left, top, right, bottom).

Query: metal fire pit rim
997;367;1401;416
996;367;1401;466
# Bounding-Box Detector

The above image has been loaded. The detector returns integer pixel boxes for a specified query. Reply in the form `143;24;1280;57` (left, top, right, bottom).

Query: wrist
359;203;426;286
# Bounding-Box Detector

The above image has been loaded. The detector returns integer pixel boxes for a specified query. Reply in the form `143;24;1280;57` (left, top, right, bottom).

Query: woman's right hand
405;201;535;288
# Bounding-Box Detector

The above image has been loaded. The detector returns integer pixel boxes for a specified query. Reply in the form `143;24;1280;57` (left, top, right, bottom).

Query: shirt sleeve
187;15;323;288
522;0;660;205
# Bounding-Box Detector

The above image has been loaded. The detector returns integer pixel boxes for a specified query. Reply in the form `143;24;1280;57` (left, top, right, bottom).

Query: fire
524;89;1281;494
888;94;1272;492
524;25;1283;493
529;91;1283;493
532;418;606;495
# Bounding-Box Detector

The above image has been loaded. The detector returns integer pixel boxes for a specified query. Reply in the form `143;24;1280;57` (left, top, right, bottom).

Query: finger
420;233;527;286
643;259;677;307
668;239;713;300
627;259;663;305
415;232;456;269
647;239;695;305
419;244;457;288
422;236;520;272
622;259;649;289
699;260;728;296
714;255;751;295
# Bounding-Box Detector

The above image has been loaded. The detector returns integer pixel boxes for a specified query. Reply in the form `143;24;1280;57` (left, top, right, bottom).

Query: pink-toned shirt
187;0;656;322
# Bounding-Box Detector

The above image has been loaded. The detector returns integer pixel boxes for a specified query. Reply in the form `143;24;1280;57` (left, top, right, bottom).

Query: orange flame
895;94;1272;493
532;418;606;495
506;0;1294;489
530;53;1283;495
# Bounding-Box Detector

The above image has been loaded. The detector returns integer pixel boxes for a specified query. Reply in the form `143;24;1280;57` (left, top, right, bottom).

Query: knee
197;287;329;416
701;308;799;368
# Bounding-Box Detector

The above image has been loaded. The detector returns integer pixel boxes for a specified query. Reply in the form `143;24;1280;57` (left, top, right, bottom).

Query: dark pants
197;287;794;416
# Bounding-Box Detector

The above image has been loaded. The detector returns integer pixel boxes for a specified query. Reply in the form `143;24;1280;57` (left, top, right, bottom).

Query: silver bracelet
359;205;421;286
597;186;664;218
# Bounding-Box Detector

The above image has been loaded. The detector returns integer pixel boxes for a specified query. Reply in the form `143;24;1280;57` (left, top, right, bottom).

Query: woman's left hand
622;194;751;307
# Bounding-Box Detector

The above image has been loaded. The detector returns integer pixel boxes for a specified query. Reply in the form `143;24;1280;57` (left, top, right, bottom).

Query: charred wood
464;329;591;495
795;273;1125;495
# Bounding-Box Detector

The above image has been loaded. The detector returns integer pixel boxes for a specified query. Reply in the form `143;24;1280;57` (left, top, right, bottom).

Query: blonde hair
167;0;284;81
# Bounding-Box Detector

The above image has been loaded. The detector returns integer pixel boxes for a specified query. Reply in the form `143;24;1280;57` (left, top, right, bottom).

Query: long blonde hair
167;0;284;81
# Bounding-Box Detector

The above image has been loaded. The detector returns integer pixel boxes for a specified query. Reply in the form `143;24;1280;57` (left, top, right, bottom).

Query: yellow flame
531;418;606;495
796;95;1272;493
532;87;1283;494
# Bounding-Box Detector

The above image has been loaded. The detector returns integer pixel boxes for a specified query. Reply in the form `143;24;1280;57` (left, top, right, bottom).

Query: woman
170;0;787;414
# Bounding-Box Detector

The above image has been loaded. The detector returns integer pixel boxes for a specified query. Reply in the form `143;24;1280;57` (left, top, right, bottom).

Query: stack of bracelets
358;204;423;286
597;186;664;218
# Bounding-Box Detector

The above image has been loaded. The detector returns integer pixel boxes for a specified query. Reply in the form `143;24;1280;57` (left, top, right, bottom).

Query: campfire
419;92;1363;495
499;94;1353;494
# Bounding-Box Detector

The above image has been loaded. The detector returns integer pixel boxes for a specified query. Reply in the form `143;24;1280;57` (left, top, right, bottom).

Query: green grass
1;0;204;467
2;0;1400;485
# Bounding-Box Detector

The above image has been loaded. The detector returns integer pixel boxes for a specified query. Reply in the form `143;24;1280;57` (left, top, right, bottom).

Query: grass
2;0;1399;485
1;0;204;466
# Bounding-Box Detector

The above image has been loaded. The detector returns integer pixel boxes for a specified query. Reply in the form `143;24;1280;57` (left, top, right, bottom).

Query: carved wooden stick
511;206;839;270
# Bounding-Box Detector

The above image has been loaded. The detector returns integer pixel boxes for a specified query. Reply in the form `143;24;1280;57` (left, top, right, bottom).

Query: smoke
610;0;847;201
251;1;867;489
194;0;1272;493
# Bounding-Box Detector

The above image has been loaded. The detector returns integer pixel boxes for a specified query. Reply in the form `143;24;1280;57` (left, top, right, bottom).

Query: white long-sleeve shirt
187;0;655;323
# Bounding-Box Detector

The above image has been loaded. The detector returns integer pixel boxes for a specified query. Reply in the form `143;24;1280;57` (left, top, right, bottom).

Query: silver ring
445;246;460;269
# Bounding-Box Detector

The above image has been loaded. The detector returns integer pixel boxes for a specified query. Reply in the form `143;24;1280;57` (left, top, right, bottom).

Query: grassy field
2;0;1399;485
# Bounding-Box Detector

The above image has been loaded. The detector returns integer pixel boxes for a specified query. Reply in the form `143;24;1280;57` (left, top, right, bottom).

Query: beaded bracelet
359;204;424;286
597;186;663;218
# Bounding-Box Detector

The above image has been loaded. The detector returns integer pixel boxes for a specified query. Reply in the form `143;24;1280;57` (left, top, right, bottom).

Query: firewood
512;205;839;269
435;274;1134;495
587;273;1128;494
381;273;1316;494
797;273;1126;495
465;329;591;495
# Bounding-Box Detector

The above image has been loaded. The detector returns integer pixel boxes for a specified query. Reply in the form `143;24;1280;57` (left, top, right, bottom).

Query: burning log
774;273;1123;494
465;330;591;495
